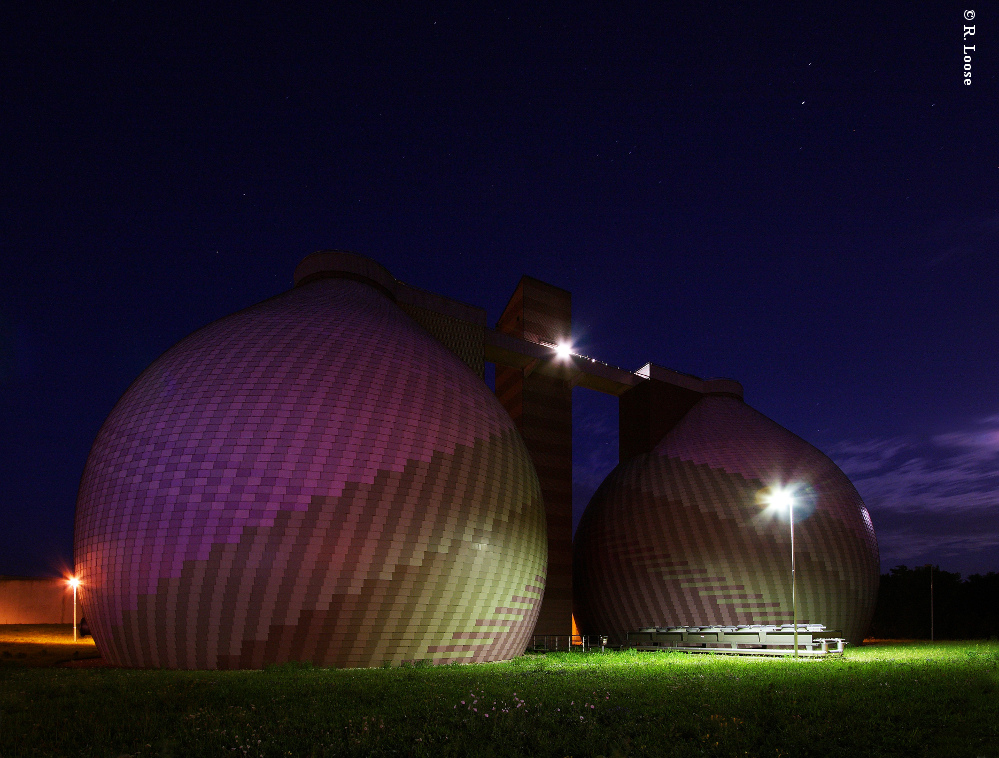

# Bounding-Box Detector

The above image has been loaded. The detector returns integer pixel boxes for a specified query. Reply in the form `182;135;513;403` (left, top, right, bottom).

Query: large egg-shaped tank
574;394;878;645
75;254;547;669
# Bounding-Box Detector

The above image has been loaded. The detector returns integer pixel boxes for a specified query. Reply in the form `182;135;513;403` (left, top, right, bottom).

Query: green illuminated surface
2;641;997;757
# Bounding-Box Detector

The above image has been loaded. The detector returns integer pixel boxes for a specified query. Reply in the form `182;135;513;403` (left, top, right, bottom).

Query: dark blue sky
2;2;997;578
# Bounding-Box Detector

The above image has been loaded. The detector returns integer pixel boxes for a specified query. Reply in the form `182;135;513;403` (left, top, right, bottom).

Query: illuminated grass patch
0;625;98;668
1;640;997;757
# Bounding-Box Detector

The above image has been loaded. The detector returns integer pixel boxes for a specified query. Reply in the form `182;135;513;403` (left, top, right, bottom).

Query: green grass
2;638;997;757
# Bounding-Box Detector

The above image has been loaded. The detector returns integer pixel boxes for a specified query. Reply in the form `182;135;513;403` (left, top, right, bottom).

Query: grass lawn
1;629;997;757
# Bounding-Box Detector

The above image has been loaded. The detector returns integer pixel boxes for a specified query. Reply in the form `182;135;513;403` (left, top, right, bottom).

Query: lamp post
925;563;934;641
68;577;80;642
764;487;799;657
781;490;798;658
789;494;797;657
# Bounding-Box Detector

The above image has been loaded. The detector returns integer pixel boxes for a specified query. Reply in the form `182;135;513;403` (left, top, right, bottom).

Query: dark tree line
867;565;999;639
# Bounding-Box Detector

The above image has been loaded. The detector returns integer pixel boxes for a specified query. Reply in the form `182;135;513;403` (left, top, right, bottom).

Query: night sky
2;3;997;579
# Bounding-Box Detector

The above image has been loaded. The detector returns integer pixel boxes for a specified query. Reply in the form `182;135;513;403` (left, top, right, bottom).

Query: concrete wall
0;577;73;624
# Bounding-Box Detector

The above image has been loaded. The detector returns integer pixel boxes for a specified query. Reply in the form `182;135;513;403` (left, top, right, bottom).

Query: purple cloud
828;416;999;576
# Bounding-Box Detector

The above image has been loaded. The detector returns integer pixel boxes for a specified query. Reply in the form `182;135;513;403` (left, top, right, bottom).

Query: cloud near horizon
828;415;999;577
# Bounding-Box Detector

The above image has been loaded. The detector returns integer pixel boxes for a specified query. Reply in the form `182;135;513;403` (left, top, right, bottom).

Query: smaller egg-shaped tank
75;255;547;669
573;394;878;645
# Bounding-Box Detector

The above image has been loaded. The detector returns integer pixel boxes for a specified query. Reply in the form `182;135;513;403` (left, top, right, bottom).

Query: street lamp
761;486;799;657
67;576;80;642
925;563;934;641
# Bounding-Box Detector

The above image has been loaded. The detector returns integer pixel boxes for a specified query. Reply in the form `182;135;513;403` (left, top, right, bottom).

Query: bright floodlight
67;576;80;589
767;487;795;512
554;342;573;359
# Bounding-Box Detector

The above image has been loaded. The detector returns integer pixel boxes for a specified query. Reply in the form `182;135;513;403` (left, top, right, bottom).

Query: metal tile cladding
74;277;547;669
573;394;879;645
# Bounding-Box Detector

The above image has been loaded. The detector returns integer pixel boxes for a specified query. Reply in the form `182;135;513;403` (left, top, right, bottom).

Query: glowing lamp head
768;488;795;512
757;484;797;516
67;576;80;589
554;342;573;359
756;481;819;523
